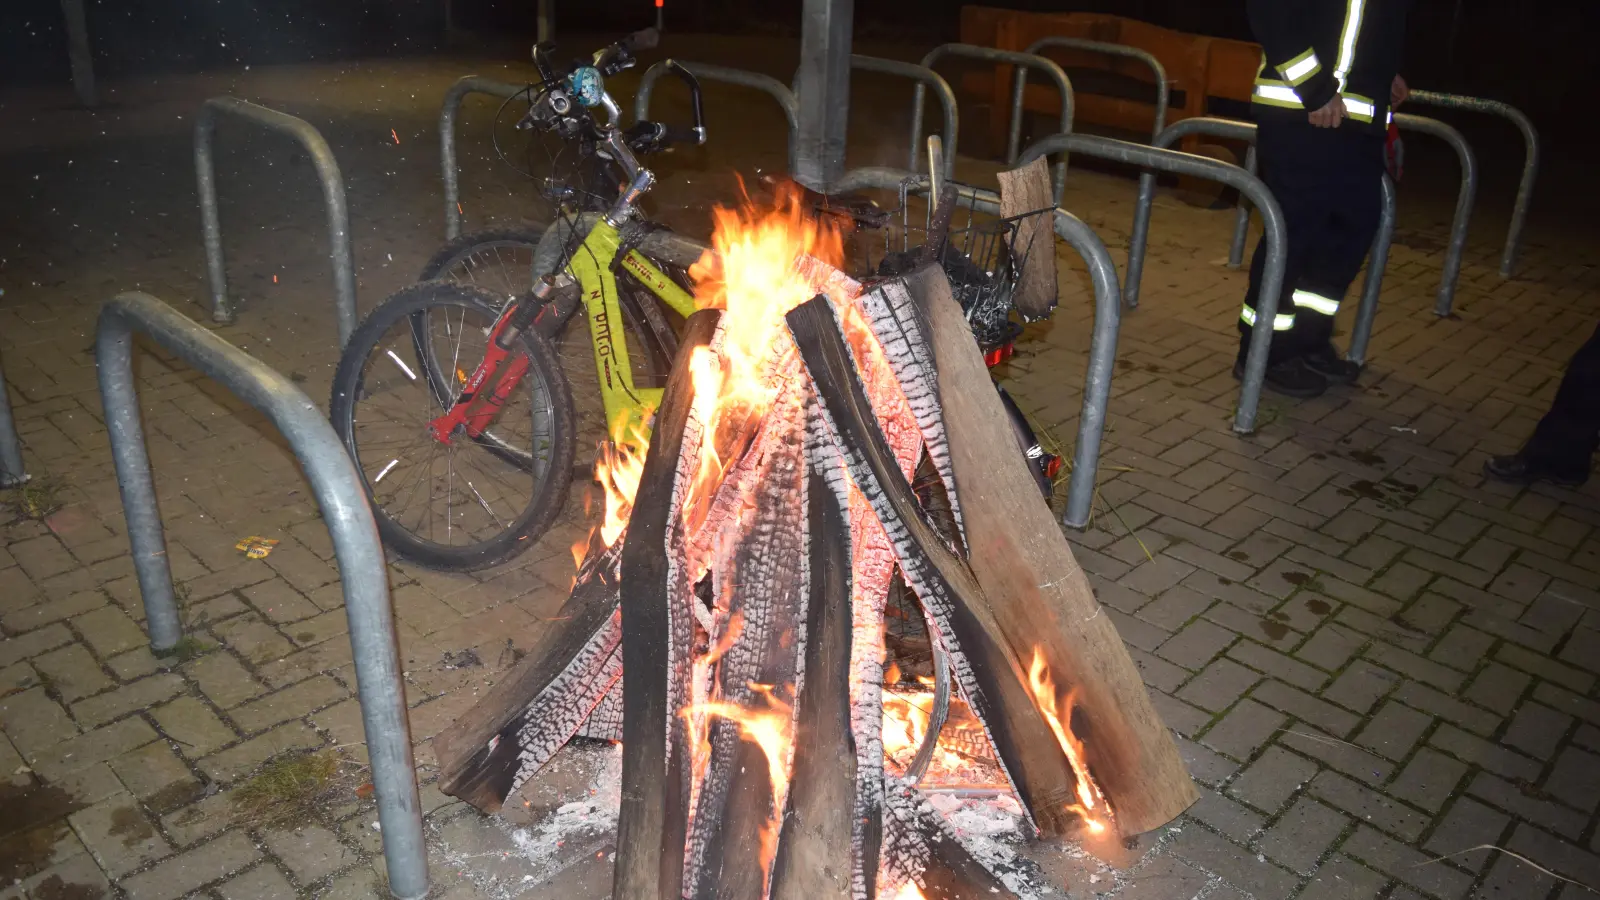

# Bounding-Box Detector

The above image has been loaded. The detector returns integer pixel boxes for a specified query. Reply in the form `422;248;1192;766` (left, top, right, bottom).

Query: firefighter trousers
1239;121;1386;364
1524;320;1600;474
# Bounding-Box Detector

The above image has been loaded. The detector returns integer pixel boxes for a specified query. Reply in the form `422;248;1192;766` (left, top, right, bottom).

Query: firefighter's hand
1391;75;1409;109
1309;96;1347;128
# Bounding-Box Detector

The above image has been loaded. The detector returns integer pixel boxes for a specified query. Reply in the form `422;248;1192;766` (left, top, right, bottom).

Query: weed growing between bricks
230;749;355;828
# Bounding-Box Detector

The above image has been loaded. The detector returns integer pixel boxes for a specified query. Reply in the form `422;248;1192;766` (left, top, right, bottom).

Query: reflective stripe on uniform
1253;81;1305;109
1241;305;1296;331
1334;0;1369;91
1279;48;1323;86
1344;94;1377;122
1292;289;1341;315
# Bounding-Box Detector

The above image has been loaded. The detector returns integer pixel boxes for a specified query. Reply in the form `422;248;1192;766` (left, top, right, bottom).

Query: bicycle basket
849;177;1054;354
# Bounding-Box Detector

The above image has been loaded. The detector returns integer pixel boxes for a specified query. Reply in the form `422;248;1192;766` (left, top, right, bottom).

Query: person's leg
1487;320;1600;485
1297;135;1386;383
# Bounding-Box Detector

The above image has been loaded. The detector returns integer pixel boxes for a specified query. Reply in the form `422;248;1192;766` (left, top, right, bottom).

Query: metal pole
1395;113;1477;317
1348;174;1397;366
58;0;98;108
0;352;28;488
911;45;1072;198
1229;143;1258;269
829;167;1122;526
793;0;853;190
634;62;799;174
1023;37;1167;141
1408;90;1539;278
847;55;958;178
536;0;554;44
96;292;428;900
194;97;358;348
1020;132;1288;433
439;76;529;240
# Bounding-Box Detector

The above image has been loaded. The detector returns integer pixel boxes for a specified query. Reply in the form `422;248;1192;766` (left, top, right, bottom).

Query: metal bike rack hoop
1021;132;1286;434
95;292;427;899
1394;113;1478;317
847;55;959;178
1348;174;1398;366
1;349;27;487
1408;90;1538;278
913;44;1074;199
195;97;357;348
440;76;534;241
1024;37;1167;142
828;166;1121;528
635;60;800;175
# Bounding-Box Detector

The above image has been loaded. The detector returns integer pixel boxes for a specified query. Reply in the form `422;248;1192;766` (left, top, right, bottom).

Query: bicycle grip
628;27;660;51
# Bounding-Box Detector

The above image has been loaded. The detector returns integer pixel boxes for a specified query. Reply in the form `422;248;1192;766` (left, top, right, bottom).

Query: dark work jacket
1247;0;1412;135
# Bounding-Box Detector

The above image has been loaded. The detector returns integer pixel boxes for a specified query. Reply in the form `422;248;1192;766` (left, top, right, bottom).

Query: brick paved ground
3;34;1598;900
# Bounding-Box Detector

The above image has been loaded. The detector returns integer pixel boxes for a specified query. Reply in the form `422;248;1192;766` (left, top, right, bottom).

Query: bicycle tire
330;281;576;572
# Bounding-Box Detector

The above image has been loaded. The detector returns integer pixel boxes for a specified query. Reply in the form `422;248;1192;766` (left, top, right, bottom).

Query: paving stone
1542;745;1600;814
1229;639;1327;691
1505;822;1600;895
1119;555;1199;598
1533;682;1600;727
1392;681;1500;737
1466;772;1587;840
0;686;79;757
1254;680;1362;737
2;589;109;634
1205;601;1305;651
0;818;86;884
150;695;237;757
1366;643;1464;693
28;716;156;780
186;651;266;708
197;721;321;783
229;674;348;733
1258;795;1349;875
212;614;293;667
1181;570;1280;615
1502;703;1573;760
1342;824;1473;899
1105;608;1171;652
241;578;322;625
1497;644;1594;694
1386;747;1467;814
1177;658;1261;713
20;851;112;900
263;824;356;884
120;829;260;900
1294;854;1388;900
1429;724;1542;782
1228;745;1319;814
1147;691;1211;738
1426;624;1496;673
70;607;147;659
0;623;75;670
1296;623;1366;672
106;648;165;682
1354;701;1433;761
1156;618;1237;670
71;673;185;728
1278;727;1394;786
68;791;171;876
1110;853;1211;900
159;786;239;847
219;863;298;900
108;741;199;807
1462;663;1532;717
1308;771;1430;843
1422;796;1510;872
1167;821;1299;900
1473;845;1559;898
1201;698;1286;761
1368;562;1434;605
1135;586;1214;631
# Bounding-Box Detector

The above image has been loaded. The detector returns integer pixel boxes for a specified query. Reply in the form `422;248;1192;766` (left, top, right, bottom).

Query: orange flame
594;425;649;548
889;882;927;900
1027;649;1111;835
680;683;794;890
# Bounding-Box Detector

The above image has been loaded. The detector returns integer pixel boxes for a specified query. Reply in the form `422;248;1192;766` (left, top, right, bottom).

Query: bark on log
615;309;722;900
770;465;857;900
903;262;1198;836
789;293;1079;836
434;544;624;811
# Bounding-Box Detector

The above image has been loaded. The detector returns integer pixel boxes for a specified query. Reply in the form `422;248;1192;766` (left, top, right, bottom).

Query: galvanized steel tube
1348;174;1398;366
913;44;1073;199
634;61;800;175
1395;113;1478;317
1021;132;1287;434
95;292;428;899
0;351;27;488
847;55;958;178
194;97;357;348
439;76;531;240
1408;90;1538;278
1231;143;1258;269
1023;37;1167;141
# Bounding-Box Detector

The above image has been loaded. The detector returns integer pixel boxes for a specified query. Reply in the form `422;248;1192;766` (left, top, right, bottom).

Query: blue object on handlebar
567;67;604;108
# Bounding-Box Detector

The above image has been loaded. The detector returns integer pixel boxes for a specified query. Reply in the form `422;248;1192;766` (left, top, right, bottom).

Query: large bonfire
434;184;1197;900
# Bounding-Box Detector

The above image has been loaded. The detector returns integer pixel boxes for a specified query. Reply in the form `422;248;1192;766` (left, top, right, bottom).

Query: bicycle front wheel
330;281;576;571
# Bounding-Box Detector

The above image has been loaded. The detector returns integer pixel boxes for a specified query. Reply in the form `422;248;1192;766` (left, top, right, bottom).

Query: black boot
1483;453;1589;488
1303;344;1362;385
1234;356;1328;399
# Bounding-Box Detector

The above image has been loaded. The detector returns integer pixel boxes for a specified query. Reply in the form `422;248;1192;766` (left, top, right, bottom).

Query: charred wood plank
616;309;722;900
770;463;857;900
435;543;623;811
880;780;1024;900
903;262;1197;836
788;294;1073;837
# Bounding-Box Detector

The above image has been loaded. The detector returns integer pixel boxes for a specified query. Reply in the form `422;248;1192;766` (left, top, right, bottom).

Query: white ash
503;744;623;886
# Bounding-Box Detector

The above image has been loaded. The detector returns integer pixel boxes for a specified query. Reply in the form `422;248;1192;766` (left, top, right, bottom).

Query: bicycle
330;29;707;571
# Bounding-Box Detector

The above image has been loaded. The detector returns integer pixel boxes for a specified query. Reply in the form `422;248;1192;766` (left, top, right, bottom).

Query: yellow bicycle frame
561;217;700;445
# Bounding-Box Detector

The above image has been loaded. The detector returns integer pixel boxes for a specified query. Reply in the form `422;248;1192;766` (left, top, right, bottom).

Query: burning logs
435;193;1194;898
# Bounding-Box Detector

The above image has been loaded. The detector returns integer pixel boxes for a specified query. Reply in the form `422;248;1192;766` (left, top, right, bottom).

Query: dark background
2;0;1594;137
